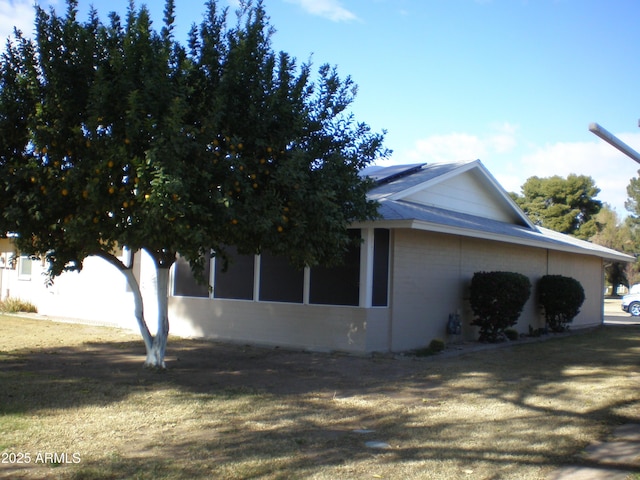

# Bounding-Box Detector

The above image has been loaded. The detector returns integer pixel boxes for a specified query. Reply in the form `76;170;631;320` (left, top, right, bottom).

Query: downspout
387;229;395;352
600;260;606;325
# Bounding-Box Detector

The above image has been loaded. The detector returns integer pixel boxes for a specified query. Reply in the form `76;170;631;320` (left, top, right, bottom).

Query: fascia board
350;218;633;262
407;220;634;263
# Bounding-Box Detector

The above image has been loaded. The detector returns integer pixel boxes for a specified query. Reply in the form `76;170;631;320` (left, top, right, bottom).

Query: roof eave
351;219;634;263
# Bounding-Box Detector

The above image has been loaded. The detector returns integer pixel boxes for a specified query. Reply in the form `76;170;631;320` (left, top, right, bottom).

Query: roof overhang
351;218;635;263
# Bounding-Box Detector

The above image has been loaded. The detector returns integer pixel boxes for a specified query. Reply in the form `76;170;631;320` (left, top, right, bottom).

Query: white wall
168;296;391;353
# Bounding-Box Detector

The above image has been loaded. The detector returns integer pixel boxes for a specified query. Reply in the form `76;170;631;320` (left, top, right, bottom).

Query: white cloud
403;123;519;164
407;132;487;163
488;122;518;153
495;132;640;216
285;0;358;22
0;0;37;41
387;125;640;216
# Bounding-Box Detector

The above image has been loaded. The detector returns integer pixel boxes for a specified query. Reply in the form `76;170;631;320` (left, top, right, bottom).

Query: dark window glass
259;252;304;303
214;248;255;300
173;254;210;298
372;229;390;306
309;230;361;306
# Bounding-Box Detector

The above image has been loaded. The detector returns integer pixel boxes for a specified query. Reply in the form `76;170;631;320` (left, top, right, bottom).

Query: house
1;160;632;353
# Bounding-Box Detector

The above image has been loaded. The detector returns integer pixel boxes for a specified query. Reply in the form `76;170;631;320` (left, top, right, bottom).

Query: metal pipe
589;122;640;165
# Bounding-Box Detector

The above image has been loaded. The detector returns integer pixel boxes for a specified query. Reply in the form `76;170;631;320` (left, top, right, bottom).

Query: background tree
511;174;602;239
590;205;634;292
0;0;388;368
620;171;640;286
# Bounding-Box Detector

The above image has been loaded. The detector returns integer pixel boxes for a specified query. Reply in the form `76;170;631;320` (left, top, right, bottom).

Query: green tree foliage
0;0;389;368
620;172;640;287
537;275;585;332
590;205;634;291
511;174;602;239
625;172;640;218
469;271;531;343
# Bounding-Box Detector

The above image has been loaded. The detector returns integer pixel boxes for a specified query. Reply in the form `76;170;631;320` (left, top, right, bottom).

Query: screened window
173;254;210;298
372;229;390;306
214;248;255;300
309;230;361;306
259;252;304;303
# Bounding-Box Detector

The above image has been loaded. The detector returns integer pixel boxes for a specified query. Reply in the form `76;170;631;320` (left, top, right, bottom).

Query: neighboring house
0;160;633;353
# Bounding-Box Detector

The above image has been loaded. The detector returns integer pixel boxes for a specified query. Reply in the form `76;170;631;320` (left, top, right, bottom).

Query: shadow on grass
2;324;640;479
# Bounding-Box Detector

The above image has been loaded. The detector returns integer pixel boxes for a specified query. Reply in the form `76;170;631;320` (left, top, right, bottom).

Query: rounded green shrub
469;271;531;343
504;328;519;341
538;275;585;332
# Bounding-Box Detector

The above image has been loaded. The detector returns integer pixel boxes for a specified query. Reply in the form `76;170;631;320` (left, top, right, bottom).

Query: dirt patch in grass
1;315;640;479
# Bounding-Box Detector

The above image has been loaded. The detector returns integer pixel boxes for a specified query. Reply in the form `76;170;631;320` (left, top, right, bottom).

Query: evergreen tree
511;174;602;239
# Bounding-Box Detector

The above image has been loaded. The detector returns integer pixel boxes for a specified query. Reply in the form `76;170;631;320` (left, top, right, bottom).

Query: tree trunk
97;249;173;369
144;267;170;369
121;268;153;354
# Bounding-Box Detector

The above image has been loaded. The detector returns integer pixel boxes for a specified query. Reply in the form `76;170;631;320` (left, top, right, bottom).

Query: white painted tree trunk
121;268;153;353
144;267;170;369
98;251;172;369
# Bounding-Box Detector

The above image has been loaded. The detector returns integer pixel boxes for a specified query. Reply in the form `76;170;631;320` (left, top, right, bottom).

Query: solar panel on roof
361;163;426;185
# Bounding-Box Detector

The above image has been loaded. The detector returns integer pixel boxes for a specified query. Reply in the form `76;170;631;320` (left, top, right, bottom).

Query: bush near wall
1;297;37;313
469;271;531;343
538;275;585;332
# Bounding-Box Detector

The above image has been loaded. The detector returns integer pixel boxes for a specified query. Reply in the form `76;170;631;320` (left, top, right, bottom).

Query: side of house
0;160;631;354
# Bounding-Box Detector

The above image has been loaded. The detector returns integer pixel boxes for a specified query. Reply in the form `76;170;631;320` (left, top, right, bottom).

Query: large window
259;252;304;303
309;230;361;306
173;254;210;298
213;247;255;300
372;229;390;306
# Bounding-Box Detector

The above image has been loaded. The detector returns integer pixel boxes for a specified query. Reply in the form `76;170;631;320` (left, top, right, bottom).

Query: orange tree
0;0;388;368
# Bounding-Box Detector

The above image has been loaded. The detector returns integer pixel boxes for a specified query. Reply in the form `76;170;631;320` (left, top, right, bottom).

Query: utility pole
589;122;640;165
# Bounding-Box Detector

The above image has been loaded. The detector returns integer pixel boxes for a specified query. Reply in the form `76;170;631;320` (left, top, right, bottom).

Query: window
309;230;361;306
18;255;32;280
259;252;304;303
372;229;390;306
213;247;255;300
176;228;385;308
173;254;210;298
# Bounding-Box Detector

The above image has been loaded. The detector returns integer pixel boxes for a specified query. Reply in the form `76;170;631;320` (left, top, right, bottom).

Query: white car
621;284;640;316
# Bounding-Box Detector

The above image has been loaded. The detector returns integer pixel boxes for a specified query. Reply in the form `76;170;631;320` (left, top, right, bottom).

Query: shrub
469;271;531;343
538;275;585;332
0;297;37;313
428;338;445;353
504;328;519;341
411;338;446;357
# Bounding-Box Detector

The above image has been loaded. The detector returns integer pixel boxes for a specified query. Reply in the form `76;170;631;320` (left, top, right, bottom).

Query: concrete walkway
549;423;640;479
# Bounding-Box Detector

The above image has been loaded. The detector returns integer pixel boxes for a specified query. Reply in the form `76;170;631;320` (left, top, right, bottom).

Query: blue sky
3;0;640;216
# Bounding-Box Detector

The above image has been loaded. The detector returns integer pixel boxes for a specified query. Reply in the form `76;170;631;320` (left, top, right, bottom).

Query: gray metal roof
359;161;633;263
367;161;469;200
